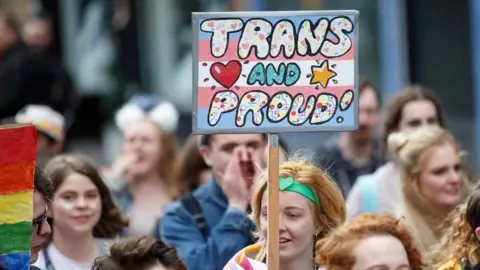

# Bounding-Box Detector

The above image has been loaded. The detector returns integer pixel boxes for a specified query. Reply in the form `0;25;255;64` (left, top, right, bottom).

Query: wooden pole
267;134;280;270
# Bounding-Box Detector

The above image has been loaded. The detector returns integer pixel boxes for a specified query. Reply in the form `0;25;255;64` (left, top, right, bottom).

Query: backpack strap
155;193;207;239
181;192;207;238
357;174;378;213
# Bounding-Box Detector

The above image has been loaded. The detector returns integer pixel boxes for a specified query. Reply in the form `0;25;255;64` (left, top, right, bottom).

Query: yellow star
310;60;337;88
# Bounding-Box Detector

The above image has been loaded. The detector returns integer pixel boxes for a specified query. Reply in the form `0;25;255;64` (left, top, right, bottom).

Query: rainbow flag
0;125;36;270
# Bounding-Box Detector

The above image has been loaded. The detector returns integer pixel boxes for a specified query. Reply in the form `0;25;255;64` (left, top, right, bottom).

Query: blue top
160;178;255;270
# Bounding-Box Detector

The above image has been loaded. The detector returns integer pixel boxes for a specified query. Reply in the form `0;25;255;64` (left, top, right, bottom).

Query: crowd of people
1;8;480;270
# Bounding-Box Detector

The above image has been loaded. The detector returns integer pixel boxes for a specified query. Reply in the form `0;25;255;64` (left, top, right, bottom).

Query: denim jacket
159;178;255;270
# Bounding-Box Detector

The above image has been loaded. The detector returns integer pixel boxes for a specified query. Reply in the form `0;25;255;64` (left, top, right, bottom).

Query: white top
33;244;94;270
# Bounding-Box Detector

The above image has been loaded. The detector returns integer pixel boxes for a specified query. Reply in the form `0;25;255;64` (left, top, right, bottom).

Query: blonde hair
316;214;423;270
428;187;480;269
251;159;346;262
387;126;473;256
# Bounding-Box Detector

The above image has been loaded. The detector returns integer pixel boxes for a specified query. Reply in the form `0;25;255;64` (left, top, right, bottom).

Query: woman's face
398;100;439;133
418;144;463;210
51;173;102;234
352;235;410;270
122;120;162;177
260;191;316;262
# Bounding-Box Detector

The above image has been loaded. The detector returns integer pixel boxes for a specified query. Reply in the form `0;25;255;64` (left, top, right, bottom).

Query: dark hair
467;186;480;233
359;79;381;107
316;213;423;269
34;166;53;202
173;135;210;196
381;85;446;158
92;236;187;270
44;154;128;238
198;133;268;147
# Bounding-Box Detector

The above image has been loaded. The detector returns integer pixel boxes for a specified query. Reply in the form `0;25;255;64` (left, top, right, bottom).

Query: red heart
210;60;242;89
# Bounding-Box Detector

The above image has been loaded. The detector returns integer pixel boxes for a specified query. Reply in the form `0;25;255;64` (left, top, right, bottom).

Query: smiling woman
387;126;476;259
223;159;346;270
33;154;128;270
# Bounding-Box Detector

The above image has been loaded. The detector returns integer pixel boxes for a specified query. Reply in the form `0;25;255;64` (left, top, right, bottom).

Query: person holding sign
223;160;346;270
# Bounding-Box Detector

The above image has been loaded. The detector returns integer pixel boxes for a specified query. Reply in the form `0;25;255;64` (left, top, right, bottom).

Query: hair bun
387;132;409;154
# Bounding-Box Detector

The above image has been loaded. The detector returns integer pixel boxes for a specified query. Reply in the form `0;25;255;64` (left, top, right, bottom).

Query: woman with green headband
223;160;346;270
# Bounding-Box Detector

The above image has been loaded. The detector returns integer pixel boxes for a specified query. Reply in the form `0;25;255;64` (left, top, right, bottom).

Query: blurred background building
0;0;476;169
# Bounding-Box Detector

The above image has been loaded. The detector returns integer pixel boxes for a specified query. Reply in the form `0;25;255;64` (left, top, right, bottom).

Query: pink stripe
198;39;355;62
197;86;353;108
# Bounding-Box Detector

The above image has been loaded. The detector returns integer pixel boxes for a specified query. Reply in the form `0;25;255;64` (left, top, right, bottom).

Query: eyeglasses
32;205;48;235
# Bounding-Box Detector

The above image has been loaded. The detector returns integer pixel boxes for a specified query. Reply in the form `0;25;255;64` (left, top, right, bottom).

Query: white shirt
33;244;93;270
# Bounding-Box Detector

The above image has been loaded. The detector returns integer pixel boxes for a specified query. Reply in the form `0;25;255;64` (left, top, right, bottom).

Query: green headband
265;177;319;205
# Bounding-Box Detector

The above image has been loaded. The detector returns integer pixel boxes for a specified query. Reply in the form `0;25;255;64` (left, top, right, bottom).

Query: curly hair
316;213;423;270
251;159;346;262
428;186;480;269
44;154;129;238
92;236;187;270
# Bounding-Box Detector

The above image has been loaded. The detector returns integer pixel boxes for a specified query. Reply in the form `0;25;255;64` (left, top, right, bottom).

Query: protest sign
192;10;359;134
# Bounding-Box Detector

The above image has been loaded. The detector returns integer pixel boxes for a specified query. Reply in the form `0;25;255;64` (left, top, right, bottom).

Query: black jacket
0;42;76;119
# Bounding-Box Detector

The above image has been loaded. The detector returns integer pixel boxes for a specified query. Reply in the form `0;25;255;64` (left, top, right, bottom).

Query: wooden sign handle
267;134;280;270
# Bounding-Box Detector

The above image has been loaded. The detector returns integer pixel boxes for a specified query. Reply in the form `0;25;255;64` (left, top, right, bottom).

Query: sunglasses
32;205;48;235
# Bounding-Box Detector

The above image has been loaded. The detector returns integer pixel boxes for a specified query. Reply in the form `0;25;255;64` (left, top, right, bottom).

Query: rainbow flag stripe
0;125;36;270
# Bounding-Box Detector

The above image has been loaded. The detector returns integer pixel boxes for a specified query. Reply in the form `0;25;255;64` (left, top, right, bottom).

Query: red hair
316;214;423;270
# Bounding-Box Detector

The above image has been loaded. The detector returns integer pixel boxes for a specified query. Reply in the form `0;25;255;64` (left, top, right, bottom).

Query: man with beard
317;80;382;197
